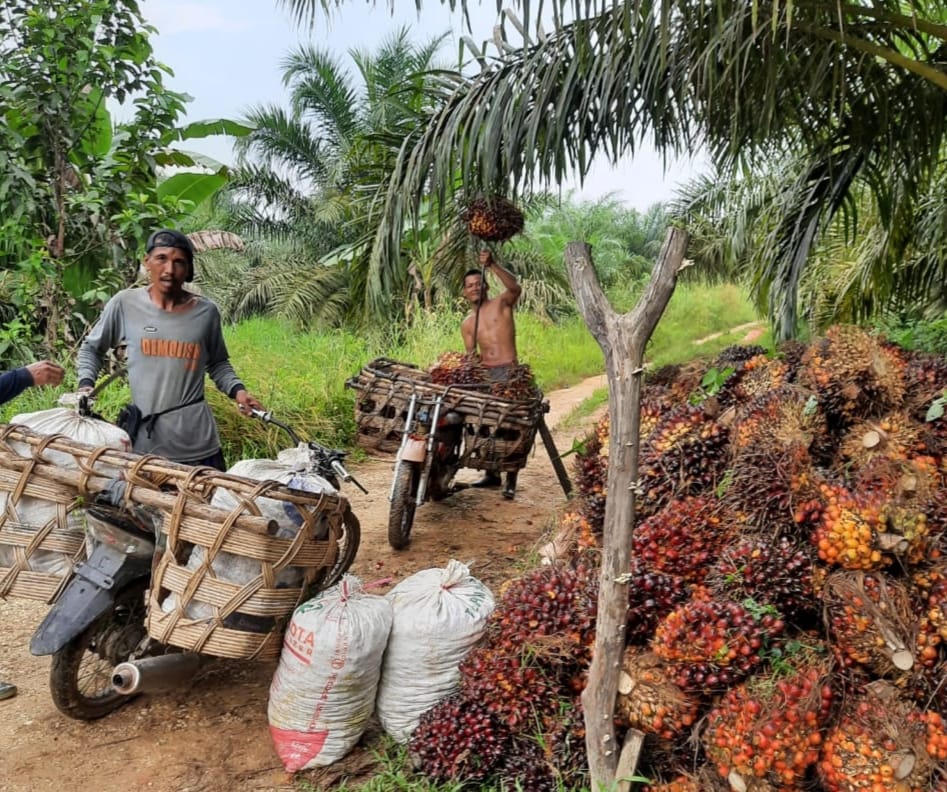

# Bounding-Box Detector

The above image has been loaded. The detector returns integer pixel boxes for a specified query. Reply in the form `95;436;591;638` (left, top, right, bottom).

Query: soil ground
0;374;607;792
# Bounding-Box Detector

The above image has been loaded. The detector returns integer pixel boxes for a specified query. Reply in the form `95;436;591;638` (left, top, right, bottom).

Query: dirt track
0;375;606;792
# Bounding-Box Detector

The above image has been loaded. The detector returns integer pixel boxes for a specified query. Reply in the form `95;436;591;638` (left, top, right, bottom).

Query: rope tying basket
346;358;545;473
0;424;346;660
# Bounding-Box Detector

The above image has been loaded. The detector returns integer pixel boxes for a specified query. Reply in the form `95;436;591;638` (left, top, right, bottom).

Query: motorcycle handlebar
249;408;368;494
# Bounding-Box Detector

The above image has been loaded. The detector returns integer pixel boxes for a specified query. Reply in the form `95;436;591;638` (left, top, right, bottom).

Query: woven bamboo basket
146;475;345;661
346;357;544;472
0;424;347;659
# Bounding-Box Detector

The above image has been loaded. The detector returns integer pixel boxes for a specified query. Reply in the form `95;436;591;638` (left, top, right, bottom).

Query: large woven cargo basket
0;426;90;603
346;357;545;473
0;424;346;660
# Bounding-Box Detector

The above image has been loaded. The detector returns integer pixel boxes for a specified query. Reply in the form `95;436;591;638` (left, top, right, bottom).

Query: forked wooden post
565;228;689;789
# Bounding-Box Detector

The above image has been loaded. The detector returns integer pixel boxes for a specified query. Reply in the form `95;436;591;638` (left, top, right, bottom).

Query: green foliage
0;0;245;364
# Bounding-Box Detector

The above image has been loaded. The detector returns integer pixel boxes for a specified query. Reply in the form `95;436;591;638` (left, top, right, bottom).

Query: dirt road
0;375;606;792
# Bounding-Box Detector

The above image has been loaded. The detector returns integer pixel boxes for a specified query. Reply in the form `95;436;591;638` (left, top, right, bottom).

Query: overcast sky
140;0;704;211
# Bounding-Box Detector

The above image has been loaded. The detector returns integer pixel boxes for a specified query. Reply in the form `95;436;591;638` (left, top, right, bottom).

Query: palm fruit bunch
644;770;729;792
487;558;598;666
810;480;888;570
428;351;487;386
537;695;590;789
631;496;734;585
897;346;947;421
490;363;540;401
650;588;786;694
729;384;826;455
636;404;729;517
725;439;817;530
818;683;947;792
913;570;947;668
712;350;790;408
409;693;510;783
836;411;919;472
822;570;917;679
463;195;525;242
714;344;770;368
707;534;817;623
625;559;689;645
572;424;608;532
702;647;834;791
459;646;560;729
796;324;906;427
615;649;698;740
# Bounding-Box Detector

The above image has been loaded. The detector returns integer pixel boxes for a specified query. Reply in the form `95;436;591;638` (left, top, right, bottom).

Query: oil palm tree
280;0;947;339
224;26;451;325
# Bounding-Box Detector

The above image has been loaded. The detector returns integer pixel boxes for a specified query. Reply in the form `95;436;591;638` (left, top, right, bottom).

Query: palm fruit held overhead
464;195;525;242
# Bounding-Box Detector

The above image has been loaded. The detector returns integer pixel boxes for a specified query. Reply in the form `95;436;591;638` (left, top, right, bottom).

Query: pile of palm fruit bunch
406;324;947;790
427;351;541;401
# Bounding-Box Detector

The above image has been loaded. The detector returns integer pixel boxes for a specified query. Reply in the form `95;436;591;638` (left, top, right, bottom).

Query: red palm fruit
650;588;786;694
703;647;833;791
632;496;735;584
409;693;510;783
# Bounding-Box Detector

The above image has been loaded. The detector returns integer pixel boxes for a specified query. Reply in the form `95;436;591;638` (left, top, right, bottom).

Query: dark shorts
483;364;515;384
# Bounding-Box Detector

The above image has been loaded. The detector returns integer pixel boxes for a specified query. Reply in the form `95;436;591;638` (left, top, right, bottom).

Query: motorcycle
29;411;364;720
387;389;465;550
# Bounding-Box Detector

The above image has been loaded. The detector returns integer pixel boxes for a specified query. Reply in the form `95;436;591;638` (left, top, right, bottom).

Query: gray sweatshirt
77;287;244;462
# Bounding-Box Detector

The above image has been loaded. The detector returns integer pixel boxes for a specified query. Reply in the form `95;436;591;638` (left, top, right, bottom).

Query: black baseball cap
145;229;195;282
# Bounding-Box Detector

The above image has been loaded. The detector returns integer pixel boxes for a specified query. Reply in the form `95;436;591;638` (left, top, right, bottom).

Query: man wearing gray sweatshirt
77;229;263;470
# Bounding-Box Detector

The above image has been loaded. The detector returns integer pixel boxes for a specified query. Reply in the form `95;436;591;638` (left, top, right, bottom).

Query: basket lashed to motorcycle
0;423;347;660
0;427;90;603
346;357;545;473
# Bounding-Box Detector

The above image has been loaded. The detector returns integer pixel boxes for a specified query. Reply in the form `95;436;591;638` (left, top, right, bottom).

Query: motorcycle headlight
85;513;154;558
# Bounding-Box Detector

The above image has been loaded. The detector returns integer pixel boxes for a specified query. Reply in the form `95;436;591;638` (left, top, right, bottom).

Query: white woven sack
375;559;495;743
0;408;131;574
268;575;392;770
161;458;336;619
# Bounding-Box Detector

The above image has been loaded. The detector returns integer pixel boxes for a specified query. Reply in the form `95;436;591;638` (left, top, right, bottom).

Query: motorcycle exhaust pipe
112;653;202;695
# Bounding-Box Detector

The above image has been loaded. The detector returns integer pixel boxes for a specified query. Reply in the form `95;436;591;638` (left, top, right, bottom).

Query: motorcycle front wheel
320;507;361;588
388;461;420;550
49;581;149;720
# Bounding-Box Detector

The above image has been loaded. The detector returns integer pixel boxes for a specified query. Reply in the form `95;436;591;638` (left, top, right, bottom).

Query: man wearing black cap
76;229;263;469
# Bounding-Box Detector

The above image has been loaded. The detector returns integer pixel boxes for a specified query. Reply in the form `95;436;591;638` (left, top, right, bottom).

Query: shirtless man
461;249;522;499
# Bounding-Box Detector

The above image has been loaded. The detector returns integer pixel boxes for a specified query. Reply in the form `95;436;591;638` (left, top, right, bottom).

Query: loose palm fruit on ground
819;682;943;792
707;534;817;622
409;693;510;783
822;569;917;678
703;648;833;791
650;588;786;694
632;496;734;584
615;649;698;740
